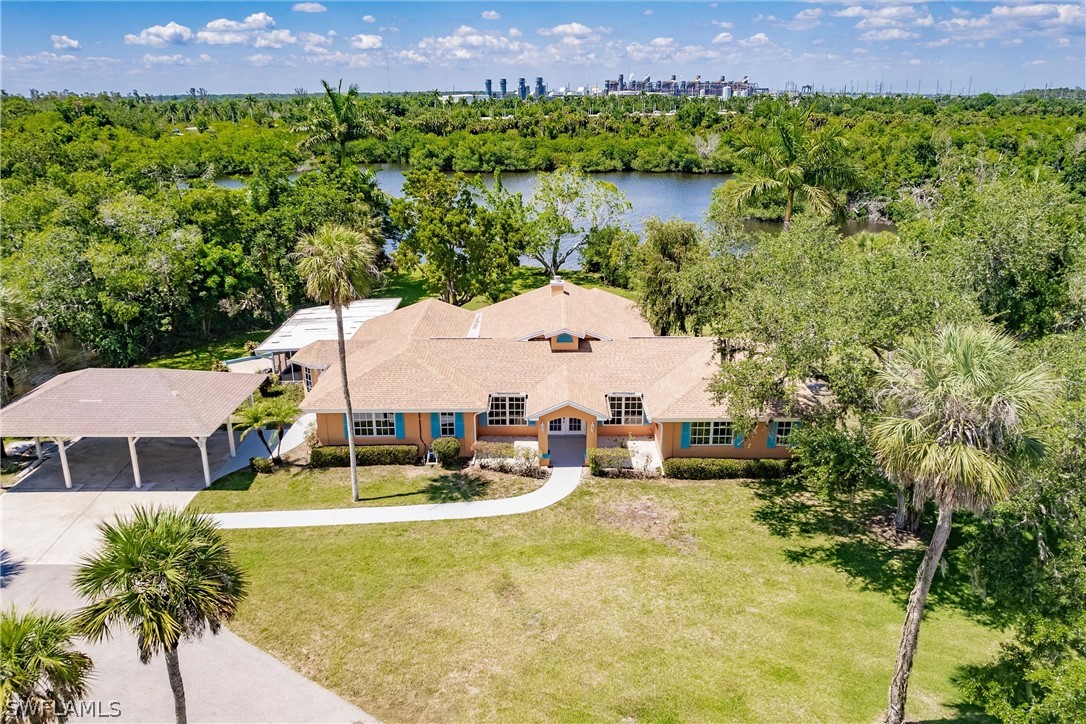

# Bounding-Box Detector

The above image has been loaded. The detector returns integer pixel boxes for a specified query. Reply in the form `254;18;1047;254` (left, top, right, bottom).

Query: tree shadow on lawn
358;472;492;504
744;477;1003;625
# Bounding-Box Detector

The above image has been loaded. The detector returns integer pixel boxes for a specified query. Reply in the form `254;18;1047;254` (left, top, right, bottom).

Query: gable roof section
477;282;652;340
0;368;267;438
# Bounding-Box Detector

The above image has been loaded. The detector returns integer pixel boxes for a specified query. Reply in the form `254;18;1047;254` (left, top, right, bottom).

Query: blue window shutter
767;421;777;449
734;432;744;448
680;422;691;449
479;412;488;426
343;413;350;440
395;413;405;439
430;413;440;439
454;413;464;438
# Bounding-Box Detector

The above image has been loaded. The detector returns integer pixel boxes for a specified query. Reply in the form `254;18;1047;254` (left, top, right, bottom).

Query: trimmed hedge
431;437;462;468
663;457;791;480
310;444;419;467
587;447;633;476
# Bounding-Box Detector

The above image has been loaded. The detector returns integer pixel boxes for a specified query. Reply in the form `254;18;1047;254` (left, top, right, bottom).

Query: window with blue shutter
767;421;778;449
479;412;488;426
431;413;441;439
680;422;691;449
343;413;350;440
454;413;464;438
733;431;744;448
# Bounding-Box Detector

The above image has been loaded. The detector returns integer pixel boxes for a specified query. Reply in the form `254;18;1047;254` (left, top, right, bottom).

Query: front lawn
191;464;546;513
220;476;1002;722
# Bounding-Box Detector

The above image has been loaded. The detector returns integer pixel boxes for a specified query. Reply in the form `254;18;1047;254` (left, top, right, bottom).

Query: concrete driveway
2;564;373;724
1;432;264;566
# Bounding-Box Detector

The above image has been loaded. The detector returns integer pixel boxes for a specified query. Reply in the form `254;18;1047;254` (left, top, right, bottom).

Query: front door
548;417;583;435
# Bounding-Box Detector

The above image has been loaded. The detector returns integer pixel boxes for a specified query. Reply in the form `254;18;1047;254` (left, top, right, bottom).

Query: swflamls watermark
6;698;122;720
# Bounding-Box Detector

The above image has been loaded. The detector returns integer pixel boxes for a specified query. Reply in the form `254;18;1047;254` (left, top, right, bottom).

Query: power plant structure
604;74;760;97
499;78;507;97
517;78;527;100
484;79;493;98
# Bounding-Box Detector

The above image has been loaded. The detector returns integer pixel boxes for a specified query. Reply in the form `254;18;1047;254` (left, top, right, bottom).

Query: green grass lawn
143;329;271;371
191;464;546;513
217;474;1002;722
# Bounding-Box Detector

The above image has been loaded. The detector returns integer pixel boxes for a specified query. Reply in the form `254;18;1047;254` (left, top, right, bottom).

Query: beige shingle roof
477;283;652;339
0;368;267;438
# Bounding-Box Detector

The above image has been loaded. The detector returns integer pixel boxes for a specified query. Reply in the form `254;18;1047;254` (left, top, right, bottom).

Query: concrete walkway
274;413;315;457
213;463;583;530
2;564;374;724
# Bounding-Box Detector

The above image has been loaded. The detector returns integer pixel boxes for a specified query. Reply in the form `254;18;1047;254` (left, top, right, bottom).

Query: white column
34;437;43;461
195;436;211;488
55;438;72;489
127;436;142;489
226;418;236;457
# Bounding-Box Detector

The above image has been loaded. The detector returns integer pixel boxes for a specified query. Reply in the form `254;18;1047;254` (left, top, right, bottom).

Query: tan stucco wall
658;421;793;460
315;411;475;457
598;423;653;437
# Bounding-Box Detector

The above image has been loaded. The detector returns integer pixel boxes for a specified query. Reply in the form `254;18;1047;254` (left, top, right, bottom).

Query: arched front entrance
536;404;599;467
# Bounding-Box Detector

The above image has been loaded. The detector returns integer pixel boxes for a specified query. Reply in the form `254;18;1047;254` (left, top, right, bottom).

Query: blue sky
1;2;1082;95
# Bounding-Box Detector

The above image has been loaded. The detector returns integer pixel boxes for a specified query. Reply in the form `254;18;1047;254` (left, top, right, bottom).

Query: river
216;164;894;236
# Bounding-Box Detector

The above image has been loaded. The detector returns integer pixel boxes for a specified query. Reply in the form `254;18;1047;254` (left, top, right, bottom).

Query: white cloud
124;21;193;47
350;33;383;49
292;2;326;12
908;58;922;65
191;13;297;47
142;52;210;67
253;29;297;48
779;8;822;31
859;28;919;41
482;10;501;20
247;53;275;65
1057;37;1070;46
1026;58;1047;65
626;37;721;63
51;34;80;50
302;50;377;67
298;31;334;47
362;14;376;23
537;22;596;37
415;25;541;64
711;20;733;28
508;27;522;37
935;3;1085;41
644;9;654;15
712;32;733;43
14;51;118;67
739;32;771;47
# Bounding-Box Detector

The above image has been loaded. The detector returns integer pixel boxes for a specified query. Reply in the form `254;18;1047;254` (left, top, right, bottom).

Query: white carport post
127;436;142;489
193;436;211;488
54;438;72;489
34;437;43;461
226;418;236;457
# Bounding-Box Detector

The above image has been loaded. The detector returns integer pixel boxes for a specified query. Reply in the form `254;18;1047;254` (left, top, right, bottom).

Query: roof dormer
546;329;582;352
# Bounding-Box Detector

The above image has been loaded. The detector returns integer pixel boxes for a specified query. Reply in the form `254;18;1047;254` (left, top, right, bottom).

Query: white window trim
487;394;527;426
775;419;798;446
689;420;735;446
303;367;314;392
353;411;396;437
439;412;456;437
606;394;645;426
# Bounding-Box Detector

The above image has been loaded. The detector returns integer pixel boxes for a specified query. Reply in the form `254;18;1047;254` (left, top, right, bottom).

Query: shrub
310;444;419;467
431;437;462;468
249;456;275;473
587;447;633;476
663;457;791;480
211;359;228;372
473;440;517;459
243;340;259;355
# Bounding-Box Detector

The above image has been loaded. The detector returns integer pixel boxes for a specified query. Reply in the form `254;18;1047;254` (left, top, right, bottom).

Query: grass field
219;475;1001;722
192;464;546;513
143;329;271;371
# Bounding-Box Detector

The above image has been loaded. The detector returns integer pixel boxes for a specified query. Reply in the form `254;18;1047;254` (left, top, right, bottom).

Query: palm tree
0;283;34;405
73;507;247;724
1;607;94;724
292;79;387;166
232;402;275;459
724;102;857;228
292;222;382;500
870;325;1060;724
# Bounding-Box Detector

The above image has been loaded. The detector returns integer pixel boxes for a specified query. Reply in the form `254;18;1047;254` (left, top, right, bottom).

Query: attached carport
0;368;267;489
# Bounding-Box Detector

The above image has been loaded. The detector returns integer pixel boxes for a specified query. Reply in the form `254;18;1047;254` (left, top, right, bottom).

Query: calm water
217;164;895;236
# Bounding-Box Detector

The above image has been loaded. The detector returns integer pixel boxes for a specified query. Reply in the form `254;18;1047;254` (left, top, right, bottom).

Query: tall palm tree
292;79;387;166
870;325;1060;724
1;607;94;724
724;102;857;228
292;222;382;500
73;507;247;724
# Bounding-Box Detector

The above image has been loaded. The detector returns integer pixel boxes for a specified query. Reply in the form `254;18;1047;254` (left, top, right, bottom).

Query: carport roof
0;368;267;438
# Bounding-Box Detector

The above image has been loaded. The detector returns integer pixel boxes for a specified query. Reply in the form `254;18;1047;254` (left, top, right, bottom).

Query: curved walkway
212;463;583;529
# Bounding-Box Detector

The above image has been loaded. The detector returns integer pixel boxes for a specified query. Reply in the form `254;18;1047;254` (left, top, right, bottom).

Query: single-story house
294;278;820;466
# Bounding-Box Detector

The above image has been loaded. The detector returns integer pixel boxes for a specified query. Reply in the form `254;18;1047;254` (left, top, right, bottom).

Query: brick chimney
550;277;564;296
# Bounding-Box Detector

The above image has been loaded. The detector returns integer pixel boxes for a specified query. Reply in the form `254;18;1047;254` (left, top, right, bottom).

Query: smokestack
550;277;565;296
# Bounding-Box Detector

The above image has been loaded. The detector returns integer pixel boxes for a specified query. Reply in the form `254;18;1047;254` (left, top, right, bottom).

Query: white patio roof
255;298;401;355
